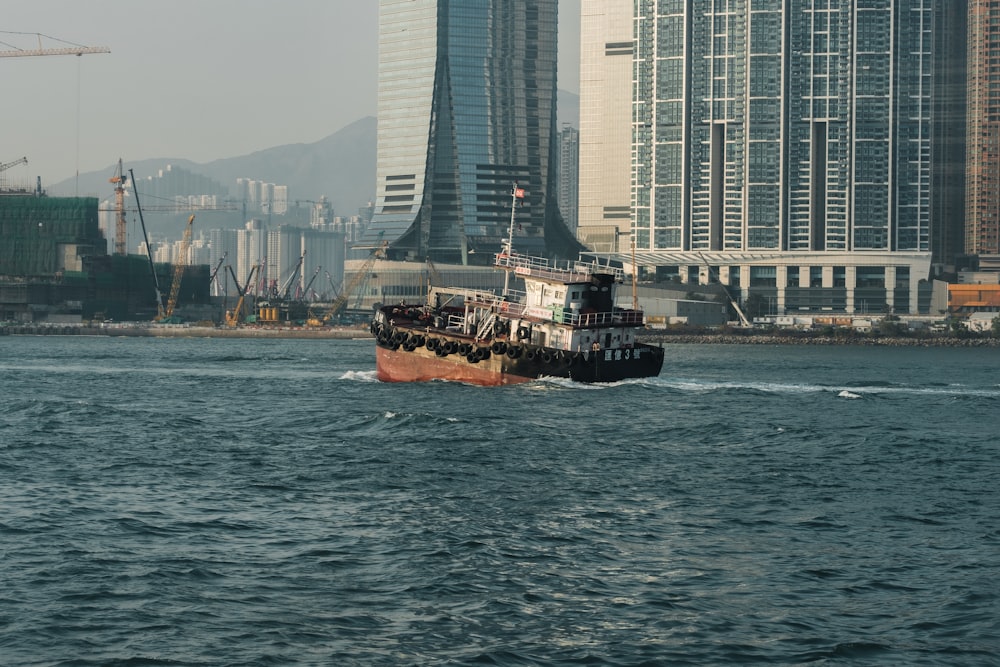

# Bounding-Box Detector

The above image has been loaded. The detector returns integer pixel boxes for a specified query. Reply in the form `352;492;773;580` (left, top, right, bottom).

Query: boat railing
494;253;624;282
475;312;497;340
552;307;645;327
468;291;527;319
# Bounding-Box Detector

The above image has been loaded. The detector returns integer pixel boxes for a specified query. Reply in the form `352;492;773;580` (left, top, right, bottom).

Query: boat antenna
502;182;524;297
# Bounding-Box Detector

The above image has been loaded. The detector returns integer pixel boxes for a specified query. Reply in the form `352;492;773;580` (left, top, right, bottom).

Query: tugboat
370;186;664;385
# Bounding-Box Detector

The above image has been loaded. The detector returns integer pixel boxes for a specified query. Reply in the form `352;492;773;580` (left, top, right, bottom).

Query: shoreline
638;332;1000;347
0;324;368;339
3;323;998;347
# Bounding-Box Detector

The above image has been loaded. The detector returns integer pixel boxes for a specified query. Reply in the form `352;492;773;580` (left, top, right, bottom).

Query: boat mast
502;183;523;297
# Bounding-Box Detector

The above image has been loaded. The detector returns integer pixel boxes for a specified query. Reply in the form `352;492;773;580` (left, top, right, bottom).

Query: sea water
1;335;997;665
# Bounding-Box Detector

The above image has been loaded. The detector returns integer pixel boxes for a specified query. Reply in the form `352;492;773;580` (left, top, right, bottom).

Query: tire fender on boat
516;325;529;340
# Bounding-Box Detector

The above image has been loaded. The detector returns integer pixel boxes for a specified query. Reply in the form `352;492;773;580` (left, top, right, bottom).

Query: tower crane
109;159;128;255
0;32;109;58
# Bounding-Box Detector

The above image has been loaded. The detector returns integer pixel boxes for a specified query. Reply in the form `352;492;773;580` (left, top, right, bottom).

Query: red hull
375;345;533;386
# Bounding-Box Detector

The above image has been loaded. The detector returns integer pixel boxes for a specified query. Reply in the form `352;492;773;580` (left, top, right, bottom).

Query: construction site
0;191;212;323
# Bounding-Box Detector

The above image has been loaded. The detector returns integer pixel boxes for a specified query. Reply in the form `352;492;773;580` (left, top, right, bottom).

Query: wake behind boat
371;185;664;385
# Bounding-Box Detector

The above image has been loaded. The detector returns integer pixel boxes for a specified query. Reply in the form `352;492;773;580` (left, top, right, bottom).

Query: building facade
931;1;967;268
578;0;634;252
582;0;940;315
365;0;570;264
967;0;1000;256
557;124;580;234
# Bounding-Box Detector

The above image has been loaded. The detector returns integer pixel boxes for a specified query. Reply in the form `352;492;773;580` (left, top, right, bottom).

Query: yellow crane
225;264;258;327
307;238;387;326
158;215;195;322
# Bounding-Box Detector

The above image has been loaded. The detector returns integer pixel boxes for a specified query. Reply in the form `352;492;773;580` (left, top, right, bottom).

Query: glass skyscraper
366;0;567;264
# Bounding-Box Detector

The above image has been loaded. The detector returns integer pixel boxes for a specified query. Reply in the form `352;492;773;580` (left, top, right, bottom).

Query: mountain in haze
48;116;378;217
48;89;580;225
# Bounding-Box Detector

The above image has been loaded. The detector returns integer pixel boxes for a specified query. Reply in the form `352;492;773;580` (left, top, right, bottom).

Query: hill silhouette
45;89;579;239
48;116;378;220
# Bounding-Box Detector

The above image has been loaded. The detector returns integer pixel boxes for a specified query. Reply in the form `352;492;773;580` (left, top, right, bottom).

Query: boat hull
375;339;664;386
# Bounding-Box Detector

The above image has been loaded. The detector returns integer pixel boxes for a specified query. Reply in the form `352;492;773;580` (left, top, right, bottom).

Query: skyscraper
366;0;574;264
967;0;1000;257
583;1;937;315
931;1;967;267
557;124;580;234
634;0;934;254
577;0;633;253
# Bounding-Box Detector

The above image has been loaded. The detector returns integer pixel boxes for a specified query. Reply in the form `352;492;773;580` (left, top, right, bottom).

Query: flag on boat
514;187;525;199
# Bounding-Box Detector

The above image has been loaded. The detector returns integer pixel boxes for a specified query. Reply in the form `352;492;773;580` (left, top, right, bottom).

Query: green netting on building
0;196;106;276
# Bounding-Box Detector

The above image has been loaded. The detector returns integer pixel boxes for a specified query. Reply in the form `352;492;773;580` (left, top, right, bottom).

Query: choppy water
1;335;998;666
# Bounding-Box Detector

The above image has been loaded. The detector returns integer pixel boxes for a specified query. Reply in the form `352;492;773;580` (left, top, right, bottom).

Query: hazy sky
3;1;581;191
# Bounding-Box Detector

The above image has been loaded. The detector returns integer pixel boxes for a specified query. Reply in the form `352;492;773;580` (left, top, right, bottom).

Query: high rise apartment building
581;1;943;314
366;0;574;264
634;1;934;254
967;0;1000;256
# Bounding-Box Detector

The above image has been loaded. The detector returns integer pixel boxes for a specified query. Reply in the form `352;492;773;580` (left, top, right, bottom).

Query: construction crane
209;252;228;296
425;256;441;289
225;264;258;327
301;266;322;301
109;159;128;255
698;253;752;328
279;252;306;300
308;238;386;326
0;32;110;58
159;215;195;322
0;157;27;172
0;157;28;191
130;168;166;319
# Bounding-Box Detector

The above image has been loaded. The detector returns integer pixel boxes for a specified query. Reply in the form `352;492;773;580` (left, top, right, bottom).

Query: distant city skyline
2;1;580;192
